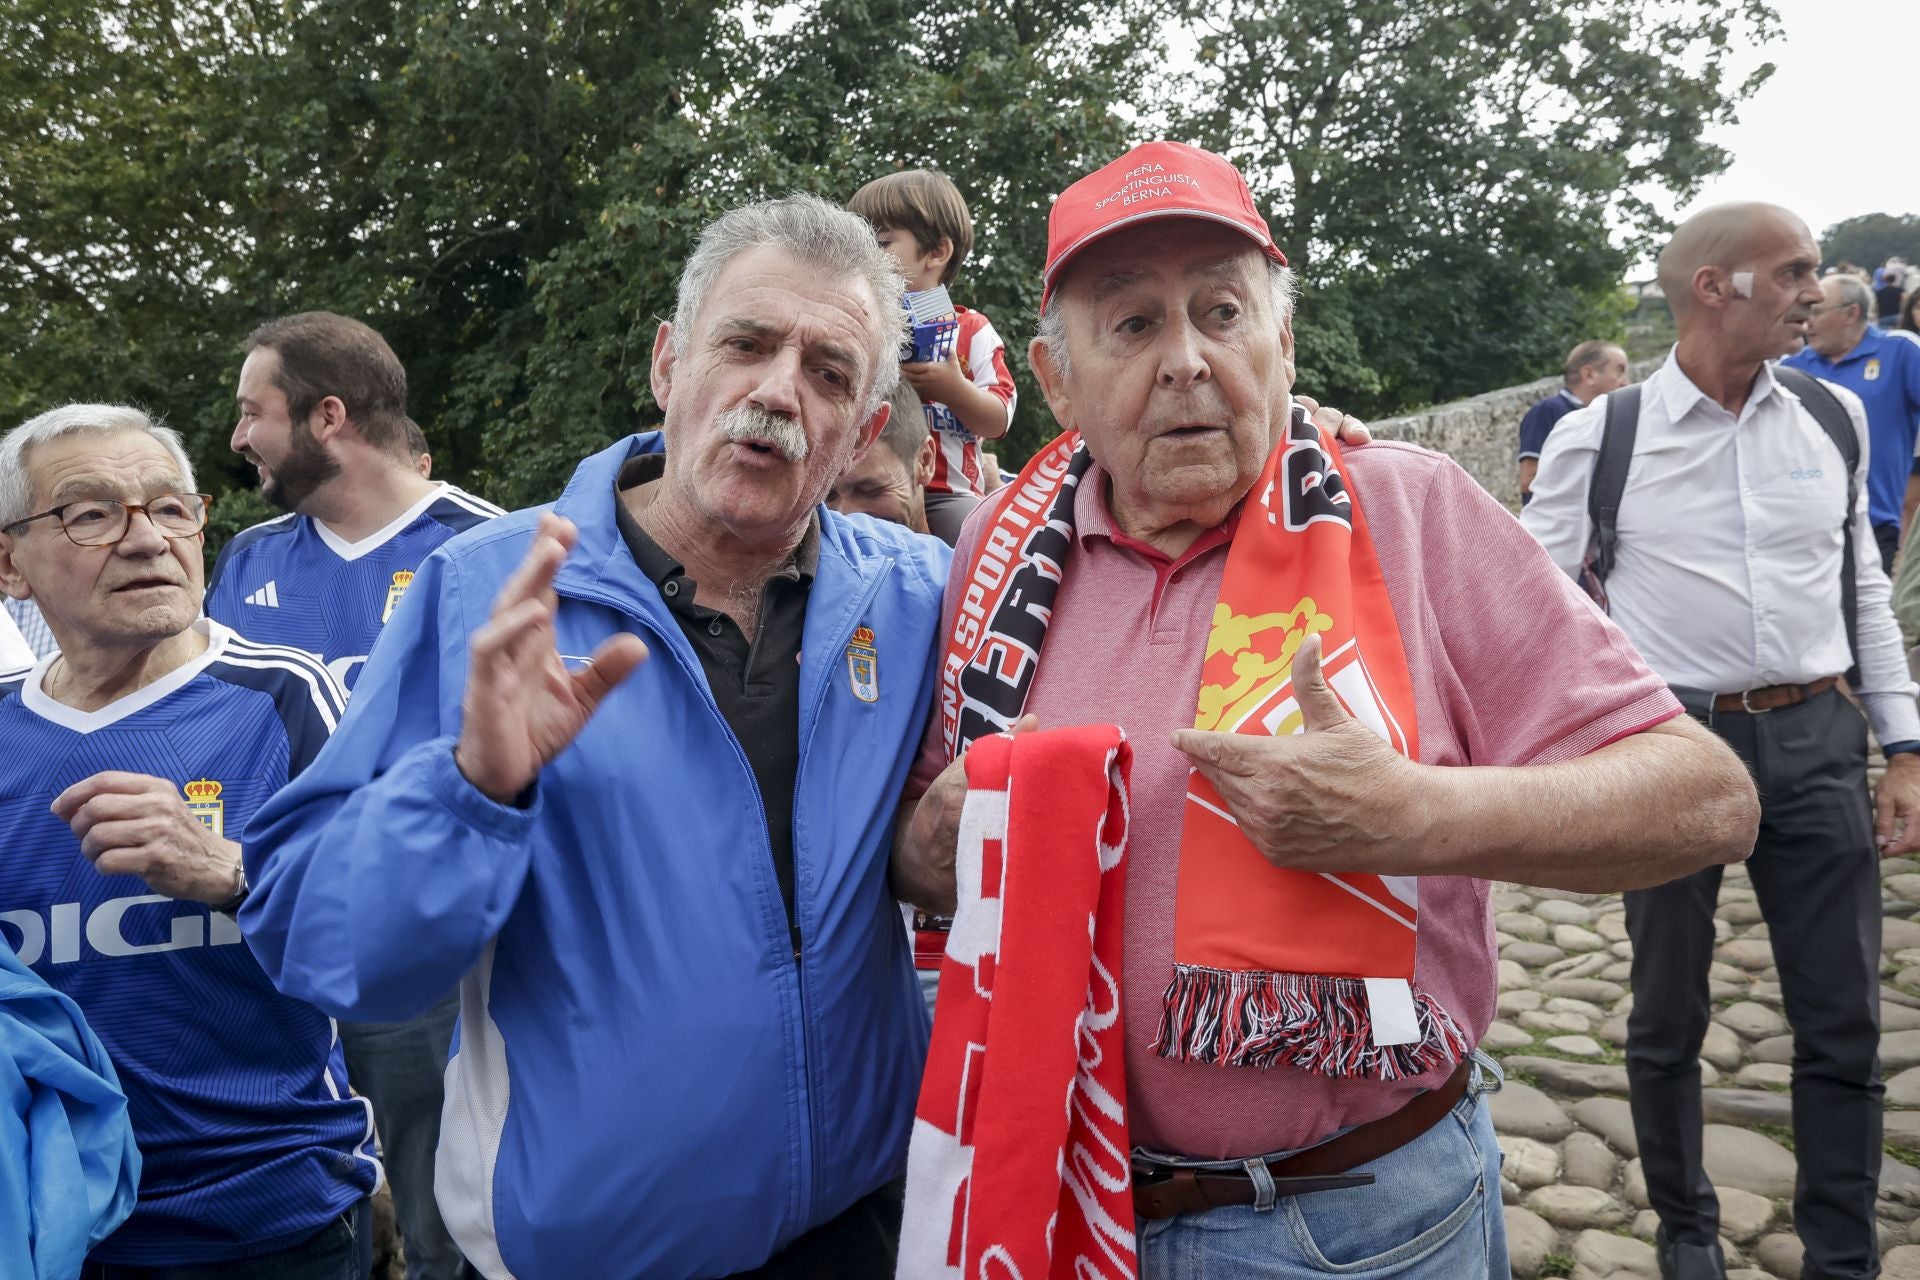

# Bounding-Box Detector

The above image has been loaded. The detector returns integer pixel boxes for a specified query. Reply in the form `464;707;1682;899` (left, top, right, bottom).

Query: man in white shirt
1525;202;1920;1280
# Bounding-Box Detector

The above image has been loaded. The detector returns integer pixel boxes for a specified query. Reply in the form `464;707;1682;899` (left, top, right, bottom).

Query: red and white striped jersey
924;305;1017;497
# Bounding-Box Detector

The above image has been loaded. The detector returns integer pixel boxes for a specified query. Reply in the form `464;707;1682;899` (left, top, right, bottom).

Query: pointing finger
1169;728;1259;777
491;515;577;621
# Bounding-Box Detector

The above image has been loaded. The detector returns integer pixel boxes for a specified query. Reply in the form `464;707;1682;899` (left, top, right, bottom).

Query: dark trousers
338;992;475;1280
84;1199;372;1280
728;1180;903;1279
1625;688;1883;1280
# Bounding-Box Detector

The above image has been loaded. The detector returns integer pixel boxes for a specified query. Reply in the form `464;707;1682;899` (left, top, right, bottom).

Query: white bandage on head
1731;271;1755;298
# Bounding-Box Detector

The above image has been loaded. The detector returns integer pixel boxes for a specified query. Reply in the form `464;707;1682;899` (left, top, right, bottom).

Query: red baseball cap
1042;141;1287;310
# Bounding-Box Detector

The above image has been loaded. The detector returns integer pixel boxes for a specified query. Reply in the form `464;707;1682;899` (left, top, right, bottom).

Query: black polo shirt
614;455;815;949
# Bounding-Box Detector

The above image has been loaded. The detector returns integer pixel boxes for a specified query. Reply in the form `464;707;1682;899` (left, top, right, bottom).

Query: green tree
1168;0;1779;415
494;0;1158;500
1;0;1155;517
1819;213;1920;274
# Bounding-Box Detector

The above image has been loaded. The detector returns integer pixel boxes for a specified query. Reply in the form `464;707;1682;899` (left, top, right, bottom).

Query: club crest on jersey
1265;416;1353;532
1867;358;1883;382
847;626;879;703
382;569;416;623
184;778;224;838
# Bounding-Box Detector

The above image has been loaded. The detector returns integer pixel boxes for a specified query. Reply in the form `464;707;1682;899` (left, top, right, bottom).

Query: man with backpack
1523;202;1920;1280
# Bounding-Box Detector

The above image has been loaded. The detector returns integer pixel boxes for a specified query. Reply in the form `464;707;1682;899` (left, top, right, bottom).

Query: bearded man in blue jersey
208;310;500;1280
0;404;379;1278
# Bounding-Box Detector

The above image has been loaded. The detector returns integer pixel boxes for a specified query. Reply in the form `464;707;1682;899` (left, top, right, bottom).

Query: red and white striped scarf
897;726;1135;1280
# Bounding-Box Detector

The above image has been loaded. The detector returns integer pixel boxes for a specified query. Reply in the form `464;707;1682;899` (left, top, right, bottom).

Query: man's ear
0;532;31;602
1029;336;1073;430
915;434;938;488
310;395;351;445
847;400;890;469
930;236;955;277
650;322;676;414
1693;265;1735;312
1279;317;1297;388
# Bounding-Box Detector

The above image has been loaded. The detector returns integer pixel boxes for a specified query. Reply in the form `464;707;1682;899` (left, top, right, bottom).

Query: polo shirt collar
1072;457;1242;563
1834;324;1886;366
612;452;819;587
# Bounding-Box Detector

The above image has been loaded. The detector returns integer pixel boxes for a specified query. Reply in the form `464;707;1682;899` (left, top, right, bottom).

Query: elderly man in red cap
892;142;1760;1276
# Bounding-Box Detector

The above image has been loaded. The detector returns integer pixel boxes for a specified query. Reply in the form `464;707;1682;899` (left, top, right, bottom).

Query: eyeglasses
2;493;214;546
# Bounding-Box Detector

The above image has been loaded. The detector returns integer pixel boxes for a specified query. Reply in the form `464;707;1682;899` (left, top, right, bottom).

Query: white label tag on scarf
1363;978;1421;1047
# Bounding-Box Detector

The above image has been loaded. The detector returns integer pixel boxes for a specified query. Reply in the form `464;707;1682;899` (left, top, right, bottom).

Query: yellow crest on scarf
1195;598;1332;733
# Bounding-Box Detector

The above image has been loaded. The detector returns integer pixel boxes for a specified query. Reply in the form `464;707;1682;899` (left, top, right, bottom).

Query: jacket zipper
562;559;893;1233
788;557;892;1225
557;584;803;1223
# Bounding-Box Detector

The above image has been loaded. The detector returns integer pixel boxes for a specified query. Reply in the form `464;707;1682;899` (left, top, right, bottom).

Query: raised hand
454;513;650;803
51;771;245;905
1170;634;1428;874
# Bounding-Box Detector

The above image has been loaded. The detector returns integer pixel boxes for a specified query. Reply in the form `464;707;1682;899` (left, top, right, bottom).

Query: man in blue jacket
240;194;952;1278
1786;271;1920;570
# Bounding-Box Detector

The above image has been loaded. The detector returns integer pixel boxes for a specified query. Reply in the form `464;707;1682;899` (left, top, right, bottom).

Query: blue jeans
1137;1053;1508;1279
339;992;474;1280
84;1200;371;1280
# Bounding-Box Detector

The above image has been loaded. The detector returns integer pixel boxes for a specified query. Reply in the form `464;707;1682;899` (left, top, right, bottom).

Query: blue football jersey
0;621;380;1266
205;484;502;689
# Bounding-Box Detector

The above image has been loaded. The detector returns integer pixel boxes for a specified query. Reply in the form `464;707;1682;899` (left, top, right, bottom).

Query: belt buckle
1740;686;1772;715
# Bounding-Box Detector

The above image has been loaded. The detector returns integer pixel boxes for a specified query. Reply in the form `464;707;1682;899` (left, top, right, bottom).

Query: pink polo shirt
910;439;1679;1160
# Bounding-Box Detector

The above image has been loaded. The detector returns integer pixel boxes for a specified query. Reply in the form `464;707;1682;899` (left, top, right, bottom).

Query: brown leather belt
1130;1060;1473;1221
1711;675;1838;714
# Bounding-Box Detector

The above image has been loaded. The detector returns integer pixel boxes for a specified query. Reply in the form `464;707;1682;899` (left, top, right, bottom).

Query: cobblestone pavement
1491;836;1920;1280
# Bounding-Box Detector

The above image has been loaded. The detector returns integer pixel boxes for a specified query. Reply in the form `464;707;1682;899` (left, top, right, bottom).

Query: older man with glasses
0;404;381;1279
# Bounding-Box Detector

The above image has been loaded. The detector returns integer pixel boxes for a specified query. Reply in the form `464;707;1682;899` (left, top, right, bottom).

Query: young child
848;169;1017;545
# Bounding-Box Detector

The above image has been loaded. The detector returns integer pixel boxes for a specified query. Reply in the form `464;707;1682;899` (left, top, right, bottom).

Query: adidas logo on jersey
244;581;281;608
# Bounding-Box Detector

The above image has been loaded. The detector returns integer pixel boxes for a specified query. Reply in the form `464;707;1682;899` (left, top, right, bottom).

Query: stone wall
1367;357;1661;509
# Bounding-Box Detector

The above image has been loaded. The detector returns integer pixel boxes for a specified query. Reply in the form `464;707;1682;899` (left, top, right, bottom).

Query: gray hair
0;405;196;528
1036;258;1296;379
671;193;906;414
1829;273;1874;325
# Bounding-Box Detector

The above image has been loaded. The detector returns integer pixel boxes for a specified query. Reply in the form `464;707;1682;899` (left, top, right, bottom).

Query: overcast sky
1671;0;1920;237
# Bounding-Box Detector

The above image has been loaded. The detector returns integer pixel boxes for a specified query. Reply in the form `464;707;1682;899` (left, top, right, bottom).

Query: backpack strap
1584;385;1643;591
1773;365;1862;683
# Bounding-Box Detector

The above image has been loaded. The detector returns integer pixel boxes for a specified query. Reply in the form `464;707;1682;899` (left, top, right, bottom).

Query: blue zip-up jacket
240;434;952;1279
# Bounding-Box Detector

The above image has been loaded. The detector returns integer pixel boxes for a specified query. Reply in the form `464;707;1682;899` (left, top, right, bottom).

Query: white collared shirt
1523;348;1920;744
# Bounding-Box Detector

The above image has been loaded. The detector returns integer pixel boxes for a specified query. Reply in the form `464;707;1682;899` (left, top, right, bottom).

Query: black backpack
1579;365;1861;682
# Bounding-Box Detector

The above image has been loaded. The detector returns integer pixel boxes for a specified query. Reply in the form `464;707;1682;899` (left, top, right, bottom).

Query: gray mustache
718;407;809;462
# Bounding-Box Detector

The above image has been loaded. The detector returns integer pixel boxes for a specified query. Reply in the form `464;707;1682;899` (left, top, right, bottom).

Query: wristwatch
211;860;250;914
1884;740;1920;759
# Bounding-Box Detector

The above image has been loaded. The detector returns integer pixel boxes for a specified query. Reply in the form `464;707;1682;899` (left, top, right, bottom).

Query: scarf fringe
1153;964;1469;1081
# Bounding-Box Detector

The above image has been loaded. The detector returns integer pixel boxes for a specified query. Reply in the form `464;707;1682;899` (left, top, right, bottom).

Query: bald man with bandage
1525;203;1920;1280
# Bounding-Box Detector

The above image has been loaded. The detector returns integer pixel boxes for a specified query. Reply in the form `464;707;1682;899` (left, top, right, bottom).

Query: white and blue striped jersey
0;620;380;1266
204;483;502;689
